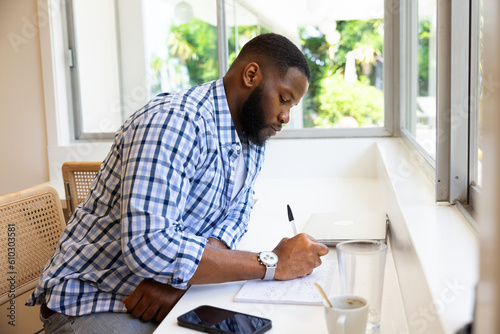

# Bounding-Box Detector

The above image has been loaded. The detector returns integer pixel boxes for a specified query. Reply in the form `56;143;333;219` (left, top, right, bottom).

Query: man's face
240;68;309;146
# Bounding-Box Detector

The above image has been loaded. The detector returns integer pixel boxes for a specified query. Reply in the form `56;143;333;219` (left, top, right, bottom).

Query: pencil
315;283;332;308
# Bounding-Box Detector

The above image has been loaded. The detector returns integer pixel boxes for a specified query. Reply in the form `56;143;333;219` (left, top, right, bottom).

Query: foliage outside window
300;20;384;128
70;0;387;136
148;14;384;130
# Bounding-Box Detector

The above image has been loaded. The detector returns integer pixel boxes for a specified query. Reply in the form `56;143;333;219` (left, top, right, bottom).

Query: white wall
0;0;49;196
475;0;500;332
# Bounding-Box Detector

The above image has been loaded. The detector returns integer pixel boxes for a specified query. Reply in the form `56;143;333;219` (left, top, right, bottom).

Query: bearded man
28;33;329;334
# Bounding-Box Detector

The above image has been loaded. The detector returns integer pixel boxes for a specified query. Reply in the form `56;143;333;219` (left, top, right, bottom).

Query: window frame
65;0;395;141
399;0;436;181
468;0;482;217
40;0;481;228
400;0;480;217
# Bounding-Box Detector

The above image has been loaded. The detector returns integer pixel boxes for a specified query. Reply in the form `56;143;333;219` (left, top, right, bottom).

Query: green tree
418;20;431;96
300;19;384;127
166;18;218;87
315;71;384;127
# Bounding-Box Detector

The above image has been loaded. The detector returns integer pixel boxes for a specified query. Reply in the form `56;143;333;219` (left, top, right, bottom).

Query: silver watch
258;251;278;280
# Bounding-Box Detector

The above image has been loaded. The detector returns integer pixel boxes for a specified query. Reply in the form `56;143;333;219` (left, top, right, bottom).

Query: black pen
287;204;298;235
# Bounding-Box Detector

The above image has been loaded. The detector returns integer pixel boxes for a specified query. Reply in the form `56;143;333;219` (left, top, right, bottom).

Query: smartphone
177;305;272;334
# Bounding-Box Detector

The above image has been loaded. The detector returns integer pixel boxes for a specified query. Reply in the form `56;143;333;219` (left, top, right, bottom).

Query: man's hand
272;233;329;280
122;279;188;323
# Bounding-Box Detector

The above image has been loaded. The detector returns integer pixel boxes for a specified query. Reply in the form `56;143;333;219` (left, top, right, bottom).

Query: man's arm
190;233;328;284
124;235;328;322
122;238;228;322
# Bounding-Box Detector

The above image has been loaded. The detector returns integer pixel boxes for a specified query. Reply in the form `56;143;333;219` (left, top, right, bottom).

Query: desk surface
154;179;410;333
154;248;408;333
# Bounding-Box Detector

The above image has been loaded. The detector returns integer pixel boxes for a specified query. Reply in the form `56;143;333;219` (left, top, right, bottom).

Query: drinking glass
336;240;387;332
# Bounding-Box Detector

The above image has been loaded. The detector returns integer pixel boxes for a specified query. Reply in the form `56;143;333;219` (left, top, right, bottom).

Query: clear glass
477;0;484;187
72;0;386;134
73;0;122;134
144;0;219;97
283;1;385;130
336;240;387;332
225;0;262;65
414;0;437;158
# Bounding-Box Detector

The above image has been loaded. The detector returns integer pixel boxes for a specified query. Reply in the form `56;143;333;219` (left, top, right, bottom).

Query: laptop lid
301;211;388;246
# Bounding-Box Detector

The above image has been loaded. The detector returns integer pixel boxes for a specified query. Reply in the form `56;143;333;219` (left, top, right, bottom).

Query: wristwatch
258;251;278;280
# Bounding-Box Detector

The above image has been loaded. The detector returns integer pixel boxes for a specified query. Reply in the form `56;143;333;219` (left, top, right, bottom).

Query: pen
287;204;298;235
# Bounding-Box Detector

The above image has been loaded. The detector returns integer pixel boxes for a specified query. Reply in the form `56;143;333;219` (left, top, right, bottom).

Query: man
28;33;329;333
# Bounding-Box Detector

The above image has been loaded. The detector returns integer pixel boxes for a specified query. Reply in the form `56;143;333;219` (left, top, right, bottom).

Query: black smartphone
177;305;272;334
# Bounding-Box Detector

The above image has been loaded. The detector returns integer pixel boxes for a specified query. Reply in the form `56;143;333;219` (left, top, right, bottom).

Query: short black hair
237;33;311;82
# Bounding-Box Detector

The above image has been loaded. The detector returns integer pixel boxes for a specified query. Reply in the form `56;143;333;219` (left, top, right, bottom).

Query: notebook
234;261;336;305
301;211;388;246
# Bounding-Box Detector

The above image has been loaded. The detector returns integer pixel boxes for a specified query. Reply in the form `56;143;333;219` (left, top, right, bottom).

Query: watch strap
263;265;276;280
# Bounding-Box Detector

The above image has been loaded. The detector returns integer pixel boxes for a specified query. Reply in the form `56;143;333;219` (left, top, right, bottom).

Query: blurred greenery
315;71;384;127
152;17;392;128
300;19;384;127
418;20;431;96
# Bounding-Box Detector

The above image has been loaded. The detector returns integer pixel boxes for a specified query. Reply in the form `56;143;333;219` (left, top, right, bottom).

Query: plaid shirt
27;79;265;316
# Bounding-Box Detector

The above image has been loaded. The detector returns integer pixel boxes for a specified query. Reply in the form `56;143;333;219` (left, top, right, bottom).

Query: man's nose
278;110;290;124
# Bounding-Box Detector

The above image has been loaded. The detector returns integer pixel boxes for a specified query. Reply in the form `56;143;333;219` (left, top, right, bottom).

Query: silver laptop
301;211;388;246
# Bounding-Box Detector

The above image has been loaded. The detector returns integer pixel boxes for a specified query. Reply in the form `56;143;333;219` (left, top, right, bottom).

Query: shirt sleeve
120;106;207;290
210;144;264;249
209;184;256;249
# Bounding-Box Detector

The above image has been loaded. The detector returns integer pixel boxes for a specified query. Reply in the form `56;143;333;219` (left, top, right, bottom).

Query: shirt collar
212;78;240;147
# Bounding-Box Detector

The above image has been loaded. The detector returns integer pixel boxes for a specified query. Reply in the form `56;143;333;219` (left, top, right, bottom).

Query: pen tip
287;205;294;221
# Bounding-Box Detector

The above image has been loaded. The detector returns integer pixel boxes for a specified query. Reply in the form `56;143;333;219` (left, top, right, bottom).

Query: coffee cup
324;295;369;334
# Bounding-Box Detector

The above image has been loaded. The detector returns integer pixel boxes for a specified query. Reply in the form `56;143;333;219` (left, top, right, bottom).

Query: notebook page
234;261;336;305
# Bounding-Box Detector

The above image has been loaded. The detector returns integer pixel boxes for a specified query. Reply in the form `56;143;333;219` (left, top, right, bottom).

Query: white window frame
399;0;479;218
45;0;397;146
468;0;482;220
399;0;436;182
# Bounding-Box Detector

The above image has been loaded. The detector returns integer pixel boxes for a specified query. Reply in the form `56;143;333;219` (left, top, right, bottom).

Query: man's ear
242;62;263;88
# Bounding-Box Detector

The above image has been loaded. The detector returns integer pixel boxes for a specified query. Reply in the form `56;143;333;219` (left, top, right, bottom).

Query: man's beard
240;85;268;147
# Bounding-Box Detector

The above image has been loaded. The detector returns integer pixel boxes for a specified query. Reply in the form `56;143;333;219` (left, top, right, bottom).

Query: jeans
40;310;158;334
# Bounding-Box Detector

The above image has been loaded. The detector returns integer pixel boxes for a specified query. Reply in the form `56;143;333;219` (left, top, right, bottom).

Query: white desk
154;179;410;333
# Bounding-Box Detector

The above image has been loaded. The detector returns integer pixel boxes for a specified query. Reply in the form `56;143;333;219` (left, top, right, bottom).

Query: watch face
260;251;278;266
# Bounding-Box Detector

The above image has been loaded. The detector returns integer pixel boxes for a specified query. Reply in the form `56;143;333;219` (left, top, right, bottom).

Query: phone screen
177;305;272;334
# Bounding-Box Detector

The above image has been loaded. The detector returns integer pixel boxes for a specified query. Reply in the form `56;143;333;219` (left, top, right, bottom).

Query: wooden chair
0;185;66;333
62;161;101;217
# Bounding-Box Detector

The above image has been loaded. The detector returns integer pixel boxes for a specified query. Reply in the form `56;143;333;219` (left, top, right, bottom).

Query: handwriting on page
234;261;336;305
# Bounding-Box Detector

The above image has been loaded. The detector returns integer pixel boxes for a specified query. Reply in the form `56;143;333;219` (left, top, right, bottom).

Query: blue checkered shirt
27;79;265;316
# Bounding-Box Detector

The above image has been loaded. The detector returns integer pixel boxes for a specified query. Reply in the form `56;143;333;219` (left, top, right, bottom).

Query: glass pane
226;0;260;64
144;0;219;97
73;0;122;134
227;0;385;130
477;0;484;186
414;0;437;158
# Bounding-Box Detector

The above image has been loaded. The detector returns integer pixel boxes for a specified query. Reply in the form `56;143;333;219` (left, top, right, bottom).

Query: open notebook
234;261;336;305
301;211;388;246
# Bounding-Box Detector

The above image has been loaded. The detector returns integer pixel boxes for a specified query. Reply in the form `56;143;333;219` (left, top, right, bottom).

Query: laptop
301;211;388;246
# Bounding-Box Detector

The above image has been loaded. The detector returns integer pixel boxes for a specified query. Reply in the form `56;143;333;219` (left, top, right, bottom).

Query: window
42;0;481;226
414;0;437;159
469;0;484;214
68;0;122;139
401;0;483;216
66;0;391;140
400;0;437;164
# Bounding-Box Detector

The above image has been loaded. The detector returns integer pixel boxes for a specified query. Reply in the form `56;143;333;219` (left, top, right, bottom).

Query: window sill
253;136;478;333
46;136;478;333
376;137;478;333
